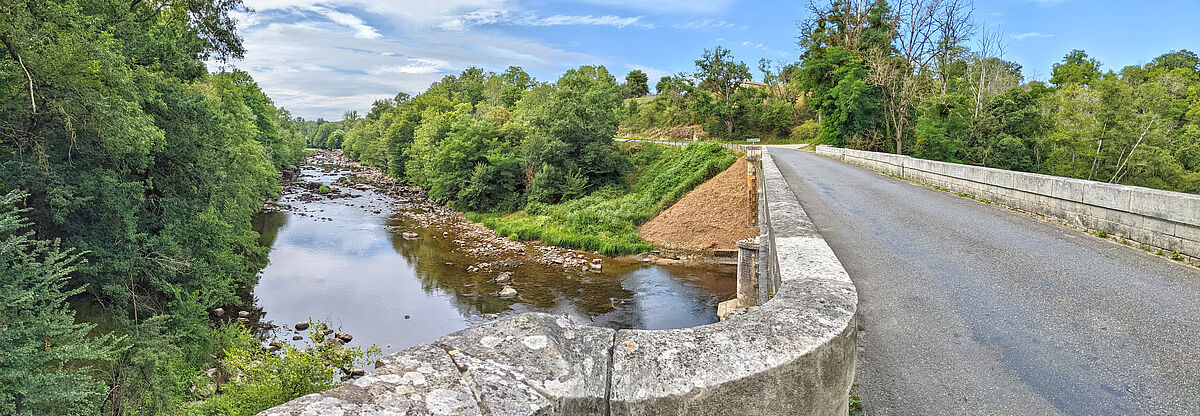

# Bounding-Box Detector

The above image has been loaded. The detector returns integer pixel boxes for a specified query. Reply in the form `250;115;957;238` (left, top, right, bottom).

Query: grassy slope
468;142;738;256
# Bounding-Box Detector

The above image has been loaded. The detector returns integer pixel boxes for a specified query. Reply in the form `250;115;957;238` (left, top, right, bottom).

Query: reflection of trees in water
251;211;287;255
384;215;637;324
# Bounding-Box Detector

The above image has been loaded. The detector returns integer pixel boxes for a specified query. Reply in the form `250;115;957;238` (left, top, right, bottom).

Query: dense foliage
622;0;1200;194
333;66;737;255
339;65;626;211
0;191;123;415
0;1;348;414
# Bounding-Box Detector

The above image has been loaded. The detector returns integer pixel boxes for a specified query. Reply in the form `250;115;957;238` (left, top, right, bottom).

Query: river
248;153;735;356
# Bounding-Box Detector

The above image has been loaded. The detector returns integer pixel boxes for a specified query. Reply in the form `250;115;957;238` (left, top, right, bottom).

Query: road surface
769;148;1200;415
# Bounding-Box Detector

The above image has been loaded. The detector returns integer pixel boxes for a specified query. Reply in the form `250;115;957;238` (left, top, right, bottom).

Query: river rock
292;335;303;341
322;328;334;336
591;258;602;267
498;286;518;298
237;310;250;318
401;231;418;240
294;321;310;331
495;271;512;283
342;366;366;378
237;317;249;323
334;332;353;343
212;308;225;316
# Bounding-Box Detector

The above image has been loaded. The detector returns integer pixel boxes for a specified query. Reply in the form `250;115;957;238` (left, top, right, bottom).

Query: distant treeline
621;0;1200;194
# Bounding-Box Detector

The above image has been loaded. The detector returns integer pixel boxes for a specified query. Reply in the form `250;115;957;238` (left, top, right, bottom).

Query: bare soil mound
638;156;758;251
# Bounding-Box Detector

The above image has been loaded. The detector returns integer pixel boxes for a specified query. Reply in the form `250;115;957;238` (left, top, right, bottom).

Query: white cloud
437;9;651;30
576;0;734;14
673;19;734;30
535;14;649;28
229;19;601;118
231;0;652;118
307;5;381;38
245;0;513;29
1011;32;1055;41
740;40;789;57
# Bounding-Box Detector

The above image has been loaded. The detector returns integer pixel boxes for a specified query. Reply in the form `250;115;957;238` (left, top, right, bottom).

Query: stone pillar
718;236;761;319
736;236;761;305
746;149;759;226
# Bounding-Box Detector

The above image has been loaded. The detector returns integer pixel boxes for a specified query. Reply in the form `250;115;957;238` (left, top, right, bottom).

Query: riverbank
281;149;612;270
247;150;737;353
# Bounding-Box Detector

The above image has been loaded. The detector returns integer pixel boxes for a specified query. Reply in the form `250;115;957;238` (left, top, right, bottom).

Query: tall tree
695;46;751;137
1050;49;1102;86
624;70;650;98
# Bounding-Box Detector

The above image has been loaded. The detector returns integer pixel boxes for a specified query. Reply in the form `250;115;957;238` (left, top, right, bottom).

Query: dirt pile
638;156;758;251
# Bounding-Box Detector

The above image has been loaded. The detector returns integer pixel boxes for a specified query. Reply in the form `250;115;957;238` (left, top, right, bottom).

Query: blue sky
231;0;1200;119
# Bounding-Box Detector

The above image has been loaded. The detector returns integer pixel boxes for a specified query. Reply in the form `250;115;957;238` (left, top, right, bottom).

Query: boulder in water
495;271;512;283
497;286;518;298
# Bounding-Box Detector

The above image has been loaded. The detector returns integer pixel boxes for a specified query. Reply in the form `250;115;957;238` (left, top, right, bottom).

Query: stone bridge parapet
816;145;1200;261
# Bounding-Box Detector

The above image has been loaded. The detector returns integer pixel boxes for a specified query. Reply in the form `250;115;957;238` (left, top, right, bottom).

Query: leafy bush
790;119;820;142
175;324;380;416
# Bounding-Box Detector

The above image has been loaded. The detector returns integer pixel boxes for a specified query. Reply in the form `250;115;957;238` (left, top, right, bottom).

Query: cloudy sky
228;0;1200;119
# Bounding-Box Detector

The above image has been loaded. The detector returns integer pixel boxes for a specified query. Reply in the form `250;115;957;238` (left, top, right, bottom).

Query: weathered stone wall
816;145;1200;259
261;151;859;416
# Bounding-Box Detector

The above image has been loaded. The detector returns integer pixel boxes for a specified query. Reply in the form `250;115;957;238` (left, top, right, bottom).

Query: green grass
469;142;738;256
1096;230;1108;238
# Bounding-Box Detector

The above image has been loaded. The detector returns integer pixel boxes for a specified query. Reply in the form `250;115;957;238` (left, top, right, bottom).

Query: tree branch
0;34;37;113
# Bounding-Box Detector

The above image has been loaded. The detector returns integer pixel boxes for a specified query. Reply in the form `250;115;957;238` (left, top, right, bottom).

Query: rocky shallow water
245;150;736;357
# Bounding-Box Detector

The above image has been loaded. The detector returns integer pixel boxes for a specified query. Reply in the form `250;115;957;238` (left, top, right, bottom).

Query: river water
249;159;735;356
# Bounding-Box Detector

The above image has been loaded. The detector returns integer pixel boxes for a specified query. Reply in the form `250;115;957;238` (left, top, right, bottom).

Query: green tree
695;46;751;137
0;191;123;416
528;66;629;192
624;70;650;98
1051;50;1102;86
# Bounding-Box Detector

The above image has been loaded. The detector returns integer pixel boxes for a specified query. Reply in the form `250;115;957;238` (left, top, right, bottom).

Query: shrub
790;119;819;142
175;324;380;416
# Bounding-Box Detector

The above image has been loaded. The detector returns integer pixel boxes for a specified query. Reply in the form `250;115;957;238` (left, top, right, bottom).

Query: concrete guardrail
816;145;1200;260
261;149;859;416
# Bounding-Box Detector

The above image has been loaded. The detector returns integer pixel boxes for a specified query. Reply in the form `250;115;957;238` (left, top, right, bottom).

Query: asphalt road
769;148;1200;415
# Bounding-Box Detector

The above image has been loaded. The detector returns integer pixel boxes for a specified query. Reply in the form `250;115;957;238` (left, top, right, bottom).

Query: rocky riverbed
236;149;735;358
282;149;609;271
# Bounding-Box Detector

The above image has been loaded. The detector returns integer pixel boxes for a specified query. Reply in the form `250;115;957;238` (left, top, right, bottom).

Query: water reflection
251;164;735;356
